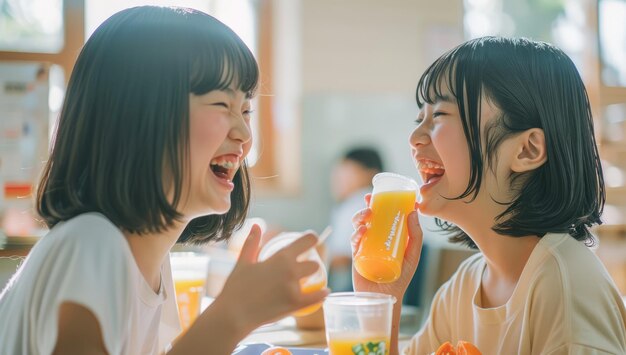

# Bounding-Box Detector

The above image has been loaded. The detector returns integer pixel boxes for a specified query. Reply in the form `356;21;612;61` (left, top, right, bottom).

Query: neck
451;206;540;283
123;221;186;293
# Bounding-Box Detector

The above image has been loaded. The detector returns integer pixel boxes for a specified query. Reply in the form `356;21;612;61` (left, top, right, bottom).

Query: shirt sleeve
34;215;133;355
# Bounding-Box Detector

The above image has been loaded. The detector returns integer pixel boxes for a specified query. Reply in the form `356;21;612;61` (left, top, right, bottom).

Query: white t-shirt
404;233;626;355
0;212;181;355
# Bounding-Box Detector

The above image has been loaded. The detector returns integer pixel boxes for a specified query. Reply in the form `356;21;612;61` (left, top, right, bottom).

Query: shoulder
531;233;613;291
526;233;618;302
526;233;626;351
49;212;128;254
57;212;123;240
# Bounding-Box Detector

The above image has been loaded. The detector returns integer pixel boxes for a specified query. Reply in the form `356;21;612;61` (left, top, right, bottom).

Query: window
599;0;626;88
1;0;297;204
0;0;64;53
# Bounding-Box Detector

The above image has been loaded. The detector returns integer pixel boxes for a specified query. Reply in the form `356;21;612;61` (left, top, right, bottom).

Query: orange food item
456;341;481;355
260;347;293;355
435;341;482;355
435;341;457;355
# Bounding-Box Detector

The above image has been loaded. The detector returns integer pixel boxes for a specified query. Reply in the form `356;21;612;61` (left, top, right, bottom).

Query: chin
211;198;232;215
188;199;231;217
417;198;448;219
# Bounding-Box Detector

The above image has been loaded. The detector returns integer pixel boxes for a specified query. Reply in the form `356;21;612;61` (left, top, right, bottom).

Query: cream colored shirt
404;233;626;355
0;212;181;355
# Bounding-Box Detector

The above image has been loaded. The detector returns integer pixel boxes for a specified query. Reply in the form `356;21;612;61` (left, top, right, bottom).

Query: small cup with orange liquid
354;172;418;283
258;232;327;317
170;252;210;331
323;292;396;355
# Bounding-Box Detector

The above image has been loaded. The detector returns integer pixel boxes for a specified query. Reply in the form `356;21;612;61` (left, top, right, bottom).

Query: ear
511;128;547;173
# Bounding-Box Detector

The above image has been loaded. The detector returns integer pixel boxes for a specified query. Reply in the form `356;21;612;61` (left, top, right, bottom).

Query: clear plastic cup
170;252;210;331
258;232;327;316
354;172;418;283
324;292;397;354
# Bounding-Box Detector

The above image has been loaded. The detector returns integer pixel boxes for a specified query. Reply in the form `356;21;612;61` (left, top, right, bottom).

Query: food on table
260;346;293;355
434;340;481;355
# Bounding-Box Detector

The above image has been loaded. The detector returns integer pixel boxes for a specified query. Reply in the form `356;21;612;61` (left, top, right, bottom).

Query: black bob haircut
37;6;258;244
415;36;605;248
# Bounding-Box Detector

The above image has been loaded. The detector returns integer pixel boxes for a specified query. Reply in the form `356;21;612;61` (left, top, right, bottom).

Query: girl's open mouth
417;159;445;187
210;155;240;184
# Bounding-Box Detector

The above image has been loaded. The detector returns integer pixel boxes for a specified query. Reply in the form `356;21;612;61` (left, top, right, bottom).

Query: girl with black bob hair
0;6;327;354
352;37;626;354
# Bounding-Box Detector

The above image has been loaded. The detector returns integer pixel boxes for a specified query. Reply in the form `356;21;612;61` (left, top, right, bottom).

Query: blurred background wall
249;0;463;237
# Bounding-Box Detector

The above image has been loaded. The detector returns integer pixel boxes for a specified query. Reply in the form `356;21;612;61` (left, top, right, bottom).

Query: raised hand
215;225;329;332
350;194;423;301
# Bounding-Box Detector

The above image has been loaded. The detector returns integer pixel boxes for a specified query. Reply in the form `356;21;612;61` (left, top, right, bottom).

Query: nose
409;122;430;149
229;112;252;144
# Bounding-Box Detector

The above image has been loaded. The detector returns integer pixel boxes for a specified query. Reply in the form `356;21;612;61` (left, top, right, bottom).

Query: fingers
351;225;367;256
293;260;321;279
280;233;318;258
351;208;372;230
238;224;262;263
407;210;422;242
297;288;330;308
364;193;372;206
404;211;423;262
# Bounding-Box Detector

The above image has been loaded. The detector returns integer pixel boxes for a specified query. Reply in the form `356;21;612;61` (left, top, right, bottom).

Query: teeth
418;160;445;170
210;158;239;170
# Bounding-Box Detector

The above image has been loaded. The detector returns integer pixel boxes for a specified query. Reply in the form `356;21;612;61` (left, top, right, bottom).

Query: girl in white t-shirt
0;6;328;355
352;37;626;354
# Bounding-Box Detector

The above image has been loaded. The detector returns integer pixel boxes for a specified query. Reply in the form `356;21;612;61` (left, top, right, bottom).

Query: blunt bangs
415;37;605;248
189;19;259;98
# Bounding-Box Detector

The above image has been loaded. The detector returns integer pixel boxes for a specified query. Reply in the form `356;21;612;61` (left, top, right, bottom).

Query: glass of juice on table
170;252;210;330
258;232;327;316
324;292;396;355
354;172;417;283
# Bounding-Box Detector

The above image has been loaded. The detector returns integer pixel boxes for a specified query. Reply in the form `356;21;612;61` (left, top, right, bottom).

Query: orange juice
174;278;205;330
293;279;326;317
354;190;416;283
328;333;390;355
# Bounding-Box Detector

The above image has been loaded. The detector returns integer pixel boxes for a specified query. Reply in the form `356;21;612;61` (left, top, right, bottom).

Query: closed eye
432;111;446;118
212;102;229;109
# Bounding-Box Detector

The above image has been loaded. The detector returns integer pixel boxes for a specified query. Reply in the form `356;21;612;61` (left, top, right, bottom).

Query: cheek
433;124;471;184
242;136;253;158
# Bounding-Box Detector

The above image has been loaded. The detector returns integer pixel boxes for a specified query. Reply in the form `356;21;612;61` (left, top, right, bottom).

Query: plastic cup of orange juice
258;232;327;316
354;172;418;283
170;252;210;331
323;292;396;354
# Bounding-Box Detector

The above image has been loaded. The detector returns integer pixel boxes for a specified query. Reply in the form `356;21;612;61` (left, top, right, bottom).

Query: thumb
238;224;262;263
404;211;423;263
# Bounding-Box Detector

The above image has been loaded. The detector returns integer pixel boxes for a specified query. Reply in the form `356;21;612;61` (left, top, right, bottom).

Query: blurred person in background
327;147;384;291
